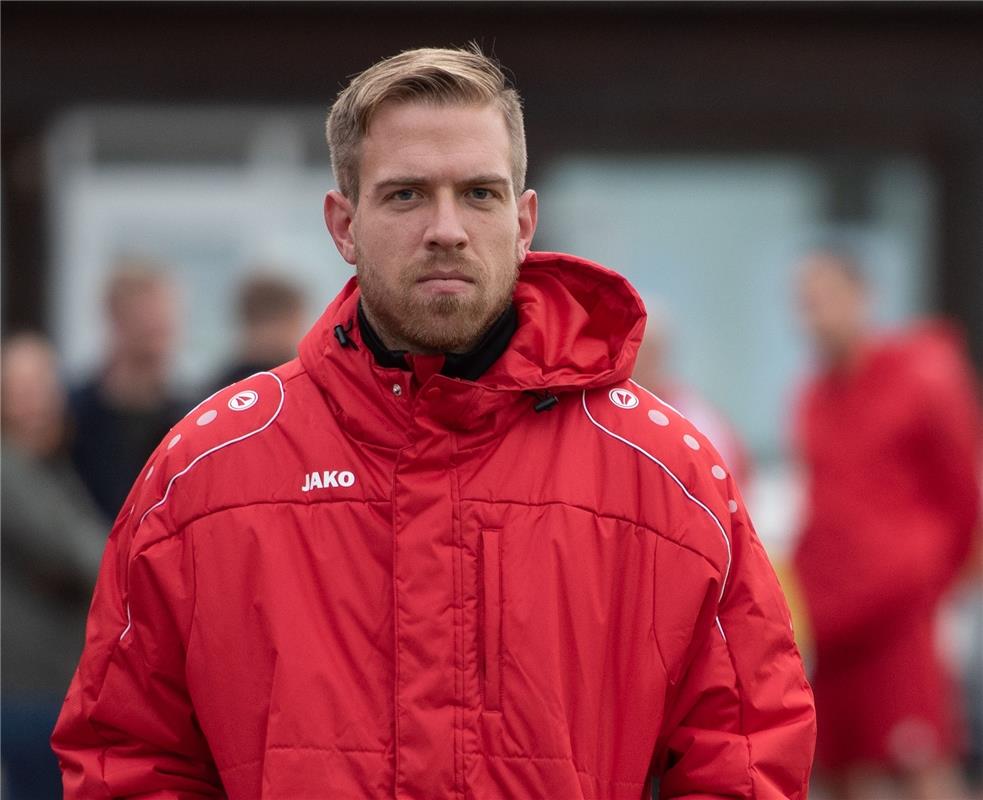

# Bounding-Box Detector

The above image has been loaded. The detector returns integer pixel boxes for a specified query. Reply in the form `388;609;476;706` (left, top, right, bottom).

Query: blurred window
45;108;351;392
536;155;936;462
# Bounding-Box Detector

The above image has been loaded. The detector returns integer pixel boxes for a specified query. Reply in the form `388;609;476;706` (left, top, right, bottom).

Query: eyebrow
371;174;511;194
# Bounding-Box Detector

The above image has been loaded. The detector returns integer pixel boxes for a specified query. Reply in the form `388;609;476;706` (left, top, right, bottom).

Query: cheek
476;217;520;254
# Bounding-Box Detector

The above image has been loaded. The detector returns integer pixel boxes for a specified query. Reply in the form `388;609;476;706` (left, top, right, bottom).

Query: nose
425;193;468;251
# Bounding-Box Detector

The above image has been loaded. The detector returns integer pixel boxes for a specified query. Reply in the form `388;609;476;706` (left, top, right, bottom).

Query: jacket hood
300;251;646;397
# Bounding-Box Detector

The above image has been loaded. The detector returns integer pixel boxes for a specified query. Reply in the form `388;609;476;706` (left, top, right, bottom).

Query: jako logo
608;387;639;409
228;390;258;411
301;470;356;491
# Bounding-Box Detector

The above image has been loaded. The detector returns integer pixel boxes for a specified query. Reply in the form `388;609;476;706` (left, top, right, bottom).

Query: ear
516;189;538;261
324;190;357;266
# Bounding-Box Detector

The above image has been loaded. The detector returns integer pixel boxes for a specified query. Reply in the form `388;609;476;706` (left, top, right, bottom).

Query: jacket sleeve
51;503;224;798
911;346;981;585
654;486;816;799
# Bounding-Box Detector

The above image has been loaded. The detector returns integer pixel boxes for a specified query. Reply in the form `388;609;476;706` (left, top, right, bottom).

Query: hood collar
357;300;519;383
298;252;646;447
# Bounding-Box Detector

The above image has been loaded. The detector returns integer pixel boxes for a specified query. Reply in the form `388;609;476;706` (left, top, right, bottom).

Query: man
2;334;107;800
208;272;308;394
792;249;980;799
53;46;815;798
69;263;186;518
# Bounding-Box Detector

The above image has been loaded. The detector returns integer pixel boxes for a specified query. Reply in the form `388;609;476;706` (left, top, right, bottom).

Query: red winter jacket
794;323;981;651
792;324;980;767
53;253;815;799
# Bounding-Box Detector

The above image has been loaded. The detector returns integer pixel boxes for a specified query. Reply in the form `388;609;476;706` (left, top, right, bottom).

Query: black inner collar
357;300;517;382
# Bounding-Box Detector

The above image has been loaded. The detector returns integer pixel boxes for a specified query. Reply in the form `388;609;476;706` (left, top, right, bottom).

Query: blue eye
392;189;418;201
469;188;493;200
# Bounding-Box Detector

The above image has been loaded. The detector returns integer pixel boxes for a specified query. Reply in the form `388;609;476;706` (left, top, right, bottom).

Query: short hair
326;44;527;203
237;274;305;326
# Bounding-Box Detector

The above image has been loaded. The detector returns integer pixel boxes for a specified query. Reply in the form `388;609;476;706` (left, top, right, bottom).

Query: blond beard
355;248;519;353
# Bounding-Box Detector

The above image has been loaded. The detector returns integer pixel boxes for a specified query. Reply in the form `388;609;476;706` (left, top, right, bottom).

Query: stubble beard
356;247;520;354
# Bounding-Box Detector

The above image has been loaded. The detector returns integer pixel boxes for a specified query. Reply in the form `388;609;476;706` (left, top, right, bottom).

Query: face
112;283;177;367
796;254;868;364
1;335;66;457
324;101;537;353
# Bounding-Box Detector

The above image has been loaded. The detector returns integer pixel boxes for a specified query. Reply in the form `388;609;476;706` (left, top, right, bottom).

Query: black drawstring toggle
334;320;359;350
532;392;559;413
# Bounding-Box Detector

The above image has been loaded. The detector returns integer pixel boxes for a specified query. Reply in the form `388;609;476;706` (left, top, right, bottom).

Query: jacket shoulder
581;380;739;574
123;370;288;540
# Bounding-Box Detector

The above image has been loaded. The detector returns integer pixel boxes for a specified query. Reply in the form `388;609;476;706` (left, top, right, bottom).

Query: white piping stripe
119;603;132;642
138;372;285;529
580;390;733;603
629;378;687;419
119;373;285;642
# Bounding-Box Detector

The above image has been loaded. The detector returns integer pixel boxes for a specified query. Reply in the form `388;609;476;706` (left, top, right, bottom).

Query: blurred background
3;2;981;797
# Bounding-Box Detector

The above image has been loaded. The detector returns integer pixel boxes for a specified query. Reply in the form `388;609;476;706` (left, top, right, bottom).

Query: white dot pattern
683;434;700;450
711;465;727;480
197;409;218;426
647;409;669;426
167;434;182;450
728;499;739;513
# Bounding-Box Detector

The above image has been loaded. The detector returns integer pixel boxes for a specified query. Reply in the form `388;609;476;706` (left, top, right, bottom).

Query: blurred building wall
4;1;982;367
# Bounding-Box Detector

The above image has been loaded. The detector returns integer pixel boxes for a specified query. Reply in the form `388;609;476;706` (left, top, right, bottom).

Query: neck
824;334;869;373
101;357;168;409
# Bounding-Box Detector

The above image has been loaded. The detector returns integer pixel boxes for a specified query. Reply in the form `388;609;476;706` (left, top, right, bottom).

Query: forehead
360;101;511;181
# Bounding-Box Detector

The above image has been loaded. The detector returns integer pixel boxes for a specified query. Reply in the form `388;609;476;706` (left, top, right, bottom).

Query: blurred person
1;333;109;800
69;261;186;518
53;46;815;798
792;249;981;799
633;299;752;487
209;272;307;392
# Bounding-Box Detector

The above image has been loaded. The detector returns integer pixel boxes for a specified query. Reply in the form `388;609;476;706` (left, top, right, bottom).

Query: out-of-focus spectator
69;261;185;519
1;333;109;800
632;300;752;487
791;249;981;800
209;272;306;393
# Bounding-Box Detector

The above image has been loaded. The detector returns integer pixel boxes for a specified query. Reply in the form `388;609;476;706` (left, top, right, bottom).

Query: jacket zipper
480;529;503;713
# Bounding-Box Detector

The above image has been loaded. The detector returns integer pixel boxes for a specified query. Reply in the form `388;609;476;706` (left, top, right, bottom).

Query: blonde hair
326;45;526;203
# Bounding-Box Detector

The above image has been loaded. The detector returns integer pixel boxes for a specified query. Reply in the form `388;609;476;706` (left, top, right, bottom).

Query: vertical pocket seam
480;528;503;714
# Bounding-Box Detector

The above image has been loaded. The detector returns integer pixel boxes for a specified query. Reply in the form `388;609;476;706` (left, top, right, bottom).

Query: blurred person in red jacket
792;248;981;799
52;46;815;798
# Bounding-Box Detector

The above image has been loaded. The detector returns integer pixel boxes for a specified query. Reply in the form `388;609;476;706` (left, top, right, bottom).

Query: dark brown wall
4;2;982;362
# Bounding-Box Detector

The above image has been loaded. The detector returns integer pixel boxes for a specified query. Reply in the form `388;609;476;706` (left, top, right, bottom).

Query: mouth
417;270;475;283
415;270;476;294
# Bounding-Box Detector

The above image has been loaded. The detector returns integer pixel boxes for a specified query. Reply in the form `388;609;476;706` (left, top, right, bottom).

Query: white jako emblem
228;390;259;411
609;388;639;409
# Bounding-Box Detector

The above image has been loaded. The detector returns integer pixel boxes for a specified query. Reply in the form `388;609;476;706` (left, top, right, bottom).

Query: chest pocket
480;528;503;713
